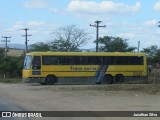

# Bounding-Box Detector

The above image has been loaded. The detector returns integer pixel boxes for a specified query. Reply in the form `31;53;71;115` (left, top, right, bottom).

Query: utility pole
138;41;140;53
1;36;11;79
90;20;106;52
22;28;32;52
1;36;11;58
158;21;160;27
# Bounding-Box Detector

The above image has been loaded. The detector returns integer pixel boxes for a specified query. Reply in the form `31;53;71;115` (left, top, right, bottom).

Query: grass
0;79;22;83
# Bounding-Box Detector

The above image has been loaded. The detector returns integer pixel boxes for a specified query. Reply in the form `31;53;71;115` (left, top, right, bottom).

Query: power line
1;36;11;58
90;20;106;52
22;28;32;52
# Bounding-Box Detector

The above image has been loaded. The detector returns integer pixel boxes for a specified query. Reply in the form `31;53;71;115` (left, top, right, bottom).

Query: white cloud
154;29;160;36
0;22;3;27
118;32;135;39
0;22;5;30
5;21;46;33
48;8;58;13
27;21;46;27
67;0;141;14
6;21;24;32
154;1;160;10
145;20;158;26
24;0;48;9
2;21;59;44
121;21;129;26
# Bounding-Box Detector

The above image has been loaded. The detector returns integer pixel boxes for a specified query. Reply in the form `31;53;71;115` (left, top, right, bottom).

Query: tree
0;48;4;61
16;55;24;78
0;48;5;77
30;42;50;52
0;48;24;78
50;25;90;51
0;56;22;78
141;45;160;65
98;36;136;52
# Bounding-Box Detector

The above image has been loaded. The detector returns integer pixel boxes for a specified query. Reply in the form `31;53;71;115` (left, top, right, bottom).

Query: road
0;89;30;120
0;83;160;120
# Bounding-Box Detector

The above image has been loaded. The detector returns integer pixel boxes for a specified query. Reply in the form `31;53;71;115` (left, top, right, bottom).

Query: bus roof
26;52;146;57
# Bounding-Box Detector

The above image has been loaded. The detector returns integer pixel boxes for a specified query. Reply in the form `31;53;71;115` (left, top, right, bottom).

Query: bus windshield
24;55;32;70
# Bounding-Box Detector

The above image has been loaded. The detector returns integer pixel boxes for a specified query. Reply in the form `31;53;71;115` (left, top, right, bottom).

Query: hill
0;43;26;49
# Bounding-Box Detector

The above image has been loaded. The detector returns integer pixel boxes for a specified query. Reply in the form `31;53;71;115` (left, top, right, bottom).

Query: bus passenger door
32;56;41;75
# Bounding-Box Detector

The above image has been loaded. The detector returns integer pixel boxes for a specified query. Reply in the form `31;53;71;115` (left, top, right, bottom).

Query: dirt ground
0;83;160;120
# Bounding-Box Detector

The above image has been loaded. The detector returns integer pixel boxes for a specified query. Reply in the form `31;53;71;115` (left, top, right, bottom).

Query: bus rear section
22;52;147;85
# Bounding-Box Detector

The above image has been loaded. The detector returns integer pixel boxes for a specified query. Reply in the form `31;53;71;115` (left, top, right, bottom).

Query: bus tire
114;74;124;84
45;75;57;85
40;83;45;85
103;74;113;84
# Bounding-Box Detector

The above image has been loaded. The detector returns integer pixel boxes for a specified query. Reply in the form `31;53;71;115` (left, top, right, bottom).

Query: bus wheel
114;74;124;84
40;83;45;85
103;74;113;84
45;75;57;85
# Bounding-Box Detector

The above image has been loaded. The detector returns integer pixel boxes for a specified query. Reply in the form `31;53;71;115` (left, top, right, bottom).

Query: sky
0;0;160;50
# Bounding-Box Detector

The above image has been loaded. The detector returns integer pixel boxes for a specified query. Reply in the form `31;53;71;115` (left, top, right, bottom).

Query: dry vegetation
27;84;160;95
151;68;160;77
7;48;24;57
0;77;160;95
148;68;160;84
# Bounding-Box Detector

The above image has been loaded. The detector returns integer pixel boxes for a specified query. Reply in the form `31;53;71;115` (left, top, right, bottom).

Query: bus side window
88;56;97;65
68;57;74;65
32;56;41;69
51;56;59;65
96;56;103;65
115;56;130;65
130;56;144;65
75;56;88;65
103;56;114;65
62;56;74;65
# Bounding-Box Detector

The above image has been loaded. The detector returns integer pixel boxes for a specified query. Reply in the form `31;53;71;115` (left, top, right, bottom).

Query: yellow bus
22;52;147;85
